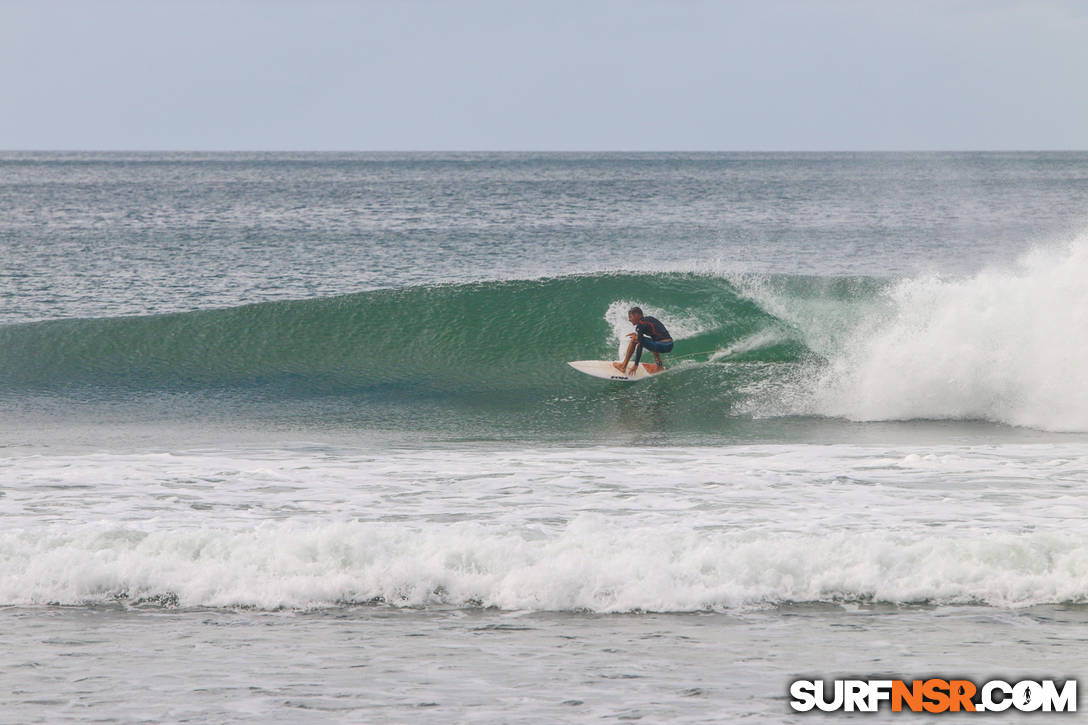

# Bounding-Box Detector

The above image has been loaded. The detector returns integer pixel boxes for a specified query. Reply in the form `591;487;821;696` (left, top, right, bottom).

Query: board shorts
638;336;674;353
633;335;673;365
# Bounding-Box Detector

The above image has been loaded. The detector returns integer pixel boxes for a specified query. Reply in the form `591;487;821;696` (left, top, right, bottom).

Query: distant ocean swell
2;238;1086;432
5;519;1088;611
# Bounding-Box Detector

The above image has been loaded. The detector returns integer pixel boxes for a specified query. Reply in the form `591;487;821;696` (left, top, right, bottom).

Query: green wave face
0;273;875;437
0;274;823;390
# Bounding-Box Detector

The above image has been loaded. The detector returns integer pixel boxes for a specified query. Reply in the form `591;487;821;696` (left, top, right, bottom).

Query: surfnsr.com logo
789;678;1077;713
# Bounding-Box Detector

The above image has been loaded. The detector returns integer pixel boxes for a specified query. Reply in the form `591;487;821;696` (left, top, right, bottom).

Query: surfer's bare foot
612;362;626;372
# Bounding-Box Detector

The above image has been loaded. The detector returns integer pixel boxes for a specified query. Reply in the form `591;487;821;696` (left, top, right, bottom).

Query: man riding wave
613;306;673;376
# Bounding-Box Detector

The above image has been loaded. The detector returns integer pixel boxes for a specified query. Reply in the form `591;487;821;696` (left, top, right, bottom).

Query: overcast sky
2;0;1085;151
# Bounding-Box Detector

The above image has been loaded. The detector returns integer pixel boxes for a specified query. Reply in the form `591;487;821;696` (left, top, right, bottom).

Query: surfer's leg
644;339;672;370
629;337;646;373
614;339;637;372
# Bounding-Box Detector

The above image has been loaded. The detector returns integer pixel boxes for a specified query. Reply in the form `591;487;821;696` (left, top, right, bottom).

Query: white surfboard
568;360;664;382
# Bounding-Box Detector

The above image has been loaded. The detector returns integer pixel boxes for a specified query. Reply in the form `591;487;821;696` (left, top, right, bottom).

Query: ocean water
2;151;1088;723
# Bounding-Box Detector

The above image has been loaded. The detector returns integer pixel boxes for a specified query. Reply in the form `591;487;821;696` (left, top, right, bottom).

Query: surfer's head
628;306;643;323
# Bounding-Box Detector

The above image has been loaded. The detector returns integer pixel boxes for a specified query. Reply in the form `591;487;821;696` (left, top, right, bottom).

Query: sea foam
807;237;1088;431
5;518;1088;612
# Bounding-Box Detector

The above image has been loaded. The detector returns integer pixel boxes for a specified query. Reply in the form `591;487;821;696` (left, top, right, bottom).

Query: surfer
613;307;673;376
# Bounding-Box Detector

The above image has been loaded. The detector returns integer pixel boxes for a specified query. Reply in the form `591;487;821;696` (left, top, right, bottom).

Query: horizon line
3;148;1087;154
